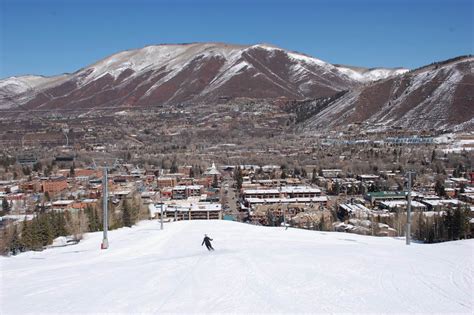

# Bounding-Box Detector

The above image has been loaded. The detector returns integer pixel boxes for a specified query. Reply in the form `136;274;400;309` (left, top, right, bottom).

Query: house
364;191;407;205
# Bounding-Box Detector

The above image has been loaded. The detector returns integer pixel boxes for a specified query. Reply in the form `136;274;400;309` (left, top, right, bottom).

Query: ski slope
1;220;473;314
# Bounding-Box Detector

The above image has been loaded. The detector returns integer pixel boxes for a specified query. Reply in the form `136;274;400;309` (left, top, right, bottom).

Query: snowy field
1;220;473;314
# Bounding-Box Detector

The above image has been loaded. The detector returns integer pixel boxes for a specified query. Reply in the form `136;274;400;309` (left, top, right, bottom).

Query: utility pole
101;164;109;249
159;202;164;230
406;171;415;245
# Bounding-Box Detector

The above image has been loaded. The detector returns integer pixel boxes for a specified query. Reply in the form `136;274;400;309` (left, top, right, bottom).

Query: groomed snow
1;220;472;314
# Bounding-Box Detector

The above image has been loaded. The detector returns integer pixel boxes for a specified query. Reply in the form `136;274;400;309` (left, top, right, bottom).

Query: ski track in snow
1;220;473;314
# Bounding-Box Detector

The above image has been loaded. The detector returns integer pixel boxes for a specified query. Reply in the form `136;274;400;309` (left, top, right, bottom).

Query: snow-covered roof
51;200;74;206
340;203;372;213
173;185;203;191
243;186;321;195
246;196;328;204
203;162;221;176
110;190;131;196
379;200;427;209
421;199;462;207
280;186;321;194
149;202;221;215
243;189;280;195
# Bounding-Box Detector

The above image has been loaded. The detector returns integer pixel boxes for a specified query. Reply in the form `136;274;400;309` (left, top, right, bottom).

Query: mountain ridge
0;43;472;131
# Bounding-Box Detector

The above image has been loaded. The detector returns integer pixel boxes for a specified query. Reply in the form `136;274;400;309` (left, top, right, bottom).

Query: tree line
1;198;142;256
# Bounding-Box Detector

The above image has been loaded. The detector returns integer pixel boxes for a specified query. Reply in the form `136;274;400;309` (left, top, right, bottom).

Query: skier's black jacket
202;236;213;246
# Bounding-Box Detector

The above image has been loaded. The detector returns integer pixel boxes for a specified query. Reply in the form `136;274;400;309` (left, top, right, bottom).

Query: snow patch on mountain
336;66;409;82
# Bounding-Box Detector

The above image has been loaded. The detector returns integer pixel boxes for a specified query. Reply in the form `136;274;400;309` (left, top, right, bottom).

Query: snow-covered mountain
0;43;405;111
334;64;409;82
1;220;472;313
301;55;474;131
0;74;68;109
1;43;471;131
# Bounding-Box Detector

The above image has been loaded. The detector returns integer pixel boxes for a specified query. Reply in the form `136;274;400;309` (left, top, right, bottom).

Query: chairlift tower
93;158;117;250
406;171;415;245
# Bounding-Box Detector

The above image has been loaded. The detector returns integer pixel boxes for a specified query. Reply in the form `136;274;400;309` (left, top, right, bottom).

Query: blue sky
0;0;472;78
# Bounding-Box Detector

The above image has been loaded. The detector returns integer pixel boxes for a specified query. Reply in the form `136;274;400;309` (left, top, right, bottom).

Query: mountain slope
1;220;472;314
301;56;474;131
0;43;405;111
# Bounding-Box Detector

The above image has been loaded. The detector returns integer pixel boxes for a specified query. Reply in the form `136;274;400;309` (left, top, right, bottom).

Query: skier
202;234;214;251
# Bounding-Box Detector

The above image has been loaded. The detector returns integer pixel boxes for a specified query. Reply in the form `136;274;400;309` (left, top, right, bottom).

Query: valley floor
1;220;473;314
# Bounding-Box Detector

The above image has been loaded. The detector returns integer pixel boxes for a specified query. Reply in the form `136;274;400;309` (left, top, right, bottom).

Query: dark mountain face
300;56;473;131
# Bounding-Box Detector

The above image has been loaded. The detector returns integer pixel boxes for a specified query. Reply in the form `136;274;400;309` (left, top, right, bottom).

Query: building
157;177;177;188
378;200;427;212
42;177;68;195
357;175;380;182
364;191;407;205
243;186;321;200
203;162;221;177
149;201;222;220
172;185;204;200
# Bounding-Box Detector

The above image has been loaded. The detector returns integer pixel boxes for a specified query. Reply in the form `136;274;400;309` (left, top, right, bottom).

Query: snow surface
1;220;472;314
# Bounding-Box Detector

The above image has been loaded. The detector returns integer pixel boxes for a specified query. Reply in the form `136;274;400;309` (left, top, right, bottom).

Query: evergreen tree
234;167;243;191
311;168;317;184
52;212;68;237
33;161;42;173
122;200;132;227
212;174;218;188
22;166;31;176
434;179;445;197
20;218;32;250
70;162;76;177
37;213;54;246
2;198;10;213
9;226;22;255
170;159;178;173
431;150;436;163
444;209;453;240
198;165;203;176
85;205;101;232
93;208;102;231
293;168;301;177
301;168;307;178
358;182;367;195
332;181;341;195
